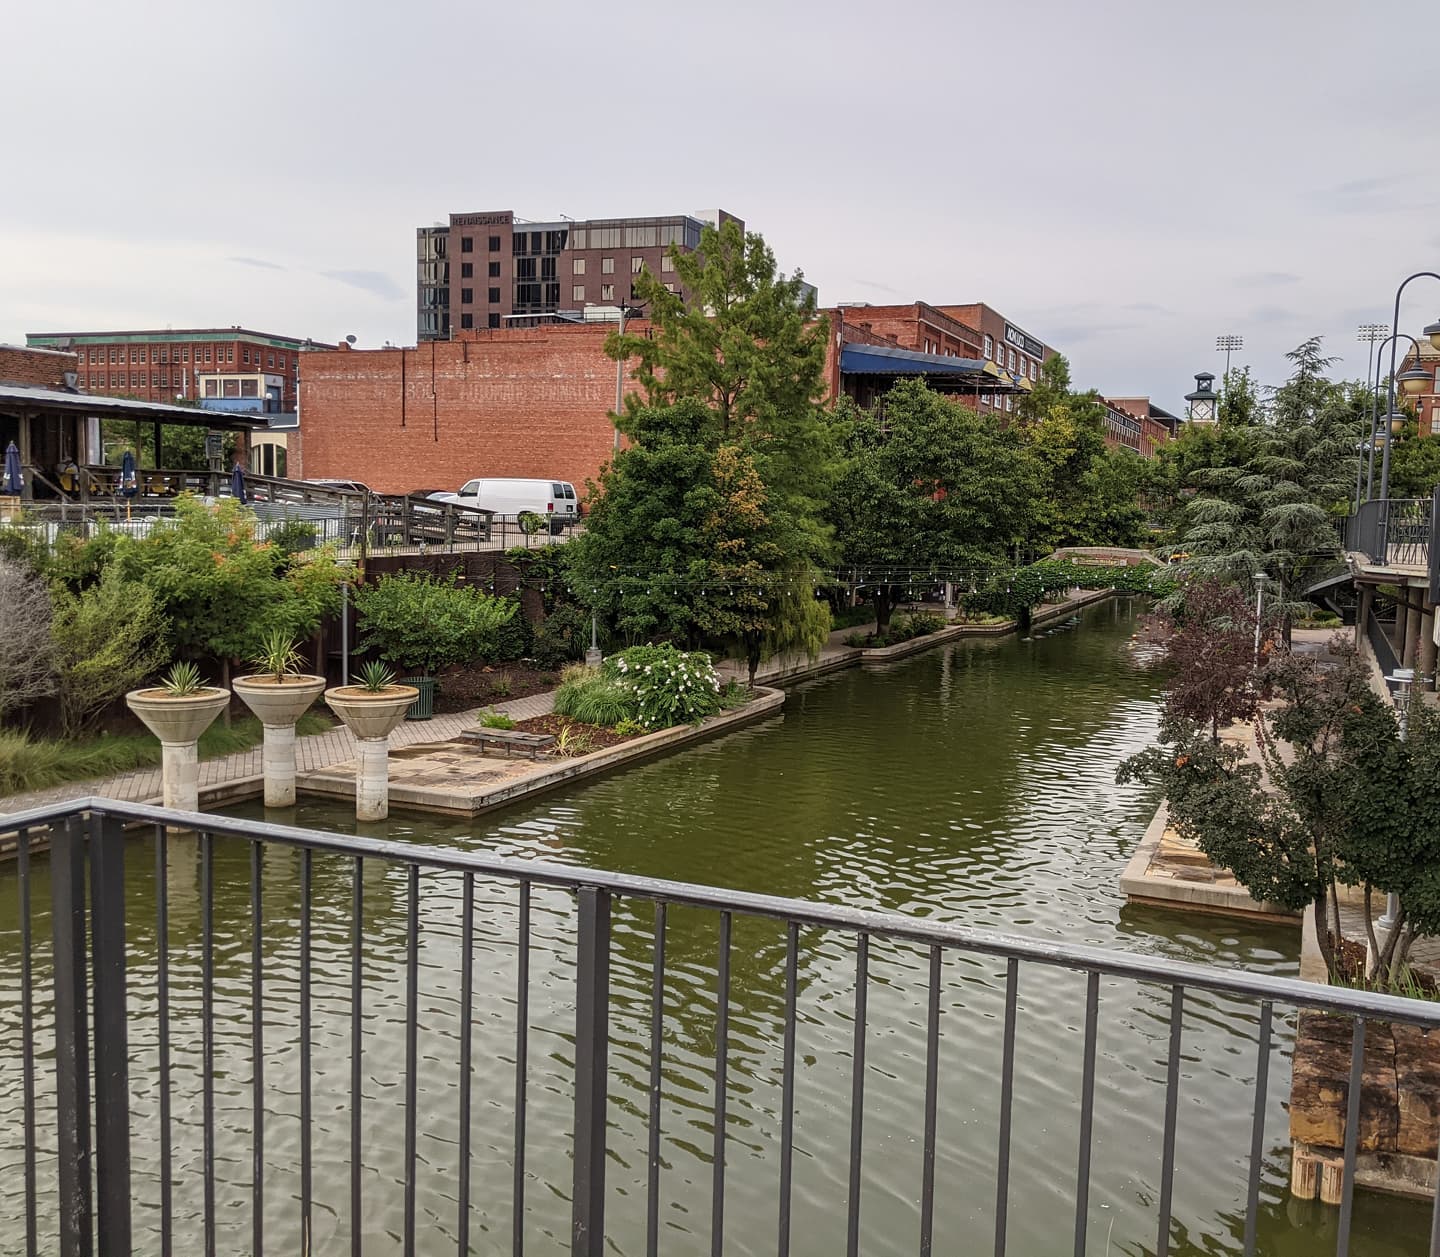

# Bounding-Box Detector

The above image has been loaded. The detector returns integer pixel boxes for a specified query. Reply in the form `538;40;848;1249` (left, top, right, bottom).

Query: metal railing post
89;812;132;1257
572;887;611;1257
50;813;93;1257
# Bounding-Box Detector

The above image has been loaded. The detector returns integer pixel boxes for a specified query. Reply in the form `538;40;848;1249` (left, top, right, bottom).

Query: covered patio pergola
837;342;1033;410
0;384;265;500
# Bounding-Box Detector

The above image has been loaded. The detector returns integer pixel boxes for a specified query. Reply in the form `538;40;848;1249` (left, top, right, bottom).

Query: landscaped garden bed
432;662;559;713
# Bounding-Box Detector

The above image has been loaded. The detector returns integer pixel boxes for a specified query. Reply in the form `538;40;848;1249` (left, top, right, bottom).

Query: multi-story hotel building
416;208;743;340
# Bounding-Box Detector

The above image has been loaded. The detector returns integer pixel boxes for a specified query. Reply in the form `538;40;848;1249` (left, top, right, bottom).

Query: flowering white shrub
605;645;722;729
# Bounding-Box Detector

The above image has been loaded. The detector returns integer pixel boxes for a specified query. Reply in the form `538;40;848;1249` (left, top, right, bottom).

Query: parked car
429;477;579;533
304;478;374;496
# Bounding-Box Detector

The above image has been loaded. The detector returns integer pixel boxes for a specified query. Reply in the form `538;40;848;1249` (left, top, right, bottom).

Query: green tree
597;221;837;662
352;573;516;677
51;570;169;735
110;497;344;666
1173;337;1351;638
1218;366;1262;426
830;380;1038;632
1382;416;1440;498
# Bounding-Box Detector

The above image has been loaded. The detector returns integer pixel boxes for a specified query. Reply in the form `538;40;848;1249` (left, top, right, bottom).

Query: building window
631;256;644;274
1029;360;1037;381
487;313;500;328
461;236;474;253
983;335;993;358
482;261;497;278
183;347;190;362
666;283;678;293
461;312;474;329
1005;395;1013;412
461;288;473;303
573;285;586;302
150;373;158;387
573;258;585;275
204;347;212;362
242;349;250;364
489;235;501;251
267;354;275;368
660;254;674;273
461;262;473;278
1007;348;1016;371
601;257;614;274
227;347;234;362
601;283;615;301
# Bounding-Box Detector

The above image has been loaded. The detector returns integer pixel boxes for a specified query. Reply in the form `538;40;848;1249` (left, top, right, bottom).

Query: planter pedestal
232;675;326;808
125;687;232;816
323;685;419;822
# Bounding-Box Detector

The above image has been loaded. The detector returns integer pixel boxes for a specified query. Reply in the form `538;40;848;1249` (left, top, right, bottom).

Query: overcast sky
4;0;1439;414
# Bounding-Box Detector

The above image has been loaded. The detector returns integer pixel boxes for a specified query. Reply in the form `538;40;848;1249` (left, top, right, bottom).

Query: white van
432;477;579;531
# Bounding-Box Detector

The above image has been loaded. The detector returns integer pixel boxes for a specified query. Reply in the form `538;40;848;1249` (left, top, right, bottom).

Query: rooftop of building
27;329;337;350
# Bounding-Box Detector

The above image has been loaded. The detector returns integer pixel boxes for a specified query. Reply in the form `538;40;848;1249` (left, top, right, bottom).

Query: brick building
1106;397;1179;458
24;328;333;411
300;302;1041;496
297;326;648;495
1398;341;1440;437
0;343;79;391
416;208;743;341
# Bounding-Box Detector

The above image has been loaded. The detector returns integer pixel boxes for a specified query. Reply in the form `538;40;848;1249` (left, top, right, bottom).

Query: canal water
1;599;1430;1254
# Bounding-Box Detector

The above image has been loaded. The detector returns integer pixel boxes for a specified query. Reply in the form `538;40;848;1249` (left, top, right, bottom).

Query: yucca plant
160;661;206;697
357;661;396;692
251;629;306;683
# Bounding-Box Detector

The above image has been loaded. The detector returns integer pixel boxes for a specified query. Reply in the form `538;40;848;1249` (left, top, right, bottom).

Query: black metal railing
4;799;1440;1257
1346;497;1431;567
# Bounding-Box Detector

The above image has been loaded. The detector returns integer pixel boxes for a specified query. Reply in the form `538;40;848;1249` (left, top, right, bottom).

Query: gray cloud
229;256;287;271
1234;271;1300;288
1249;305;1299;325
320;270;406;301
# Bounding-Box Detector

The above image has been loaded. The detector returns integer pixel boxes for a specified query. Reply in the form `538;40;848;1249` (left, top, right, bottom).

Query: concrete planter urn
125;687;231;813
232;674;326;808
323;684;419;821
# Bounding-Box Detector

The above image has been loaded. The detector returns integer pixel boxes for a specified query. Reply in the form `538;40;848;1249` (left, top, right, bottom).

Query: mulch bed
432;662;560;714
512;713;634;751
1329;930;1440;996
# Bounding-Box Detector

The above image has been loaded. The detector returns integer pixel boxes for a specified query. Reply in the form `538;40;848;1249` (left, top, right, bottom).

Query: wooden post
1319;1157;1345;1206
1290;1146;1320;1200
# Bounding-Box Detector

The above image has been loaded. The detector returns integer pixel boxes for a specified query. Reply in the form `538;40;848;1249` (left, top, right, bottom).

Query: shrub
554;667;637;727
614;718;646;738
266;517;318;556
479;710;516;729
843;632;868;648
531;602;590;670
353;573;517;676
604;645;721;729
0;558;57;723
489;670;514;697
51;570;168;736
905;611;945;636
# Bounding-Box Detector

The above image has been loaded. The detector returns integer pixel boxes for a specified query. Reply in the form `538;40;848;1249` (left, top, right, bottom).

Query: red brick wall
0;345;77;389
298;326;648;498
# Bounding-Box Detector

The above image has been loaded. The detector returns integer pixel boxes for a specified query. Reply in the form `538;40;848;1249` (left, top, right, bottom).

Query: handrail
4;796;1436;1026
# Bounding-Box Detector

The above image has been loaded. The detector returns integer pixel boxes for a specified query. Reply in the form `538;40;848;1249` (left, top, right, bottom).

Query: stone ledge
858;619;1017;664
297;686;787;817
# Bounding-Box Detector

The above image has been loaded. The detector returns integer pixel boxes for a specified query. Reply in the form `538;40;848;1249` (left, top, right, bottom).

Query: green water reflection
0;599;1428;1254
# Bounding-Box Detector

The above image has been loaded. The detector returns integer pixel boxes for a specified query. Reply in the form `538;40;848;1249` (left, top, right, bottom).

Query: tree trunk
1377;903;1408;978
746;633;761;690
1314;890;1336;976
1362;884;1381;980
875;588;893;636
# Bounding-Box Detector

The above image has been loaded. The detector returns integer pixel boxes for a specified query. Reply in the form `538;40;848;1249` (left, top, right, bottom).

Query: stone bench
458;728;556;759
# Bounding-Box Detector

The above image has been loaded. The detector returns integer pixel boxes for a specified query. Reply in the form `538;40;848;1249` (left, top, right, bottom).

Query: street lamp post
1362;332;1426;503
1216;334;1243;384
1378;667;1416;931
1377;272;1440;504
1252;572;1268;666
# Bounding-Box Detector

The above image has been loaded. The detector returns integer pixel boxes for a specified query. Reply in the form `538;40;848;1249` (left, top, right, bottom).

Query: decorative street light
1361;332;1427;503
1377;271;1440;504
1184;372;1219;425
1378;666;1416;931
1252;572;1268;666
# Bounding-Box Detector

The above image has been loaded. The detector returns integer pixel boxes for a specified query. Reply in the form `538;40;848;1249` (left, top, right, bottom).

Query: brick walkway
0;690;555;816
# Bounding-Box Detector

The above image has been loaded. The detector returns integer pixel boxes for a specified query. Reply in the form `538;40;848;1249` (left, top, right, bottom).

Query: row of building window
980;334;1041;381
458;235;503;254
89;372;190;390
459;262;503;279
81;345;293;372
459;313;504;330
980;394;1015;412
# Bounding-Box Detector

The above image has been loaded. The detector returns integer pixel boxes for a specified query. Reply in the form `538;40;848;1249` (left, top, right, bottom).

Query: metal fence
3;799;1439;1257
1346;498;1431;567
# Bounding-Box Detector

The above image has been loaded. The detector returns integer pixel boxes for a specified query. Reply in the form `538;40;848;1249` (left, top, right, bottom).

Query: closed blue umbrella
230;461;247;505
120;450;137;497
2;442;22;495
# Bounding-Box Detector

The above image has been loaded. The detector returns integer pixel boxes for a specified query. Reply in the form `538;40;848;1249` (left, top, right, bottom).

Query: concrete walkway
0;690;555;816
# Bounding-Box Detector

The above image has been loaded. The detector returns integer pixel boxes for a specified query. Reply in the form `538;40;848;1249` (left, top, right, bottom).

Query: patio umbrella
2;442;22;495
120;450;137;497
230;462;247;505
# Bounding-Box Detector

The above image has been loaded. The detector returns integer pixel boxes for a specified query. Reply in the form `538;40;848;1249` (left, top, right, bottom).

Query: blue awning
839;343;992;379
